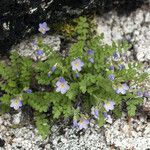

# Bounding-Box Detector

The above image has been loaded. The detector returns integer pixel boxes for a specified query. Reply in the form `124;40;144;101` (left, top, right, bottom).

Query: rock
145;12;150;22
44;144;51;149
0;117;3;125
122;18;137;34
134;9;144;25
144;124;150;136
61;137;68;143
134;25;150;61
0;0;146;53
96;19;112;45
0;138;5;147
12;111;22;125
104;116;150;150
96;6;150;62
143;98;150;111
0;111;150;150
111;26;123;41
11;35;61;60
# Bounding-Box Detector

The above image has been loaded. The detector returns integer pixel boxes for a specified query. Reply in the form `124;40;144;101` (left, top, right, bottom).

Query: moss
50;14;96;39
50;19;77;38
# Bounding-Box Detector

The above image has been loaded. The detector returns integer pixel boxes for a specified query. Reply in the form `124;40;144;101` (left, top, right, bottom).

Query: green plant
34;112;50;139
0;17;149;138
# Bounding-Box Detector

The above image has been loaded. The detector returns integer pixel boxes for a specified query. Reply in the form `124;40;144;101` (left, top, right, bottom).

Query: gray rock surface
12;111;22;125
11;35;61;61
0;113;150;150
104;116;150;150
0;113;45;150
96;8;150;62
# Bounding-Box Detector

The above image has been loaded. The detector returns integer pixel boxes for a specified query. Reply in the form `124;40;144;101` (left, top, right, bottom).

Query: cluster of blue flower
55;49;96;95
72;100;115;130
10;22;149;130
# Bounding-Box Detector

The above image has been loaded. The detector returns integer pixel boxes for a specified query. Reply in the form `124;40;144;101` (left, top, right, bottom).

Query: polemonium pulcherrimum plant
0;17;149;138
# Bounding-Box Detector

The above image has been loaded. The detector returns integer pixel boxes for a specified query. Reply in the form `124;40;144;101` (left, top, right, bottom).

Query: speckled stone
96;8;150;62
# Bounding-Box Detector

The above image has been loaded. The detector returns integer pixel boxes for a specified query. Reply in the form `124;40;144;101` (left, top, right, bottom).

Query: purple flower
112;52;120;61
109;65;114;70
88;58;94;63
143;92;149;98
71;58;84;72
75;72;79;78
48;65;57;77
115;83;129;95
51;66;56;72
119;64;125;70
73;119;78;128
56;77;70;94
10;98;23;110
48;72;51;77
36;50;44;56
26;89;32;94
91;107;99;119
108;74;115;81
32;40;37;46
104;100;115;112
87;50;94;55
38;22;50;34
122;83;129;90
137;91;143;97
103;112;113;124
78;118;90;130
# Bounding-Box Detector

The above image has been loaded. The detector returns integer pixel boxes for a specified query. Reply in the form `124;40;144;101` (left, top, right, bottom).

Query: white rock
111;26;123;41
11;35;61;61
45;144;51;149
134;10;144;24
12;111;22;125
122;18;136;34
145;12;150;22
0;117;3;125
144;124;150;136
96;18;112;45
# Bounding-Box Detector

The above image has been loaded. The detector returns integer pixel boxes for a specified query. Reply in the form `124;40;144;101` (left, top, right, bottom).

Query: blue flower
71;58;84;72
72;118;90;130
48;72;51;77
91;107;99;119
56;77;70;94
10;98;23;110
36;50;44;56
137;91;143;97
75;72;79;78
119;64;125;70
51;66;56;72
26;89;32;94
103;112;113;124
143;91;149;98
78;118;90;130
115;83;129;95
108;74;115;81
38;22;50;34
112;52;120;61
109;65;114;70
48;64;57;77
88;58;94;63
73;119;78;128
104;100;115;112
87;50;94;55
